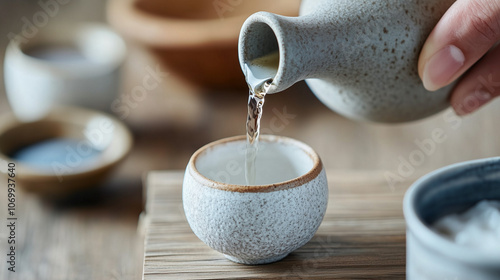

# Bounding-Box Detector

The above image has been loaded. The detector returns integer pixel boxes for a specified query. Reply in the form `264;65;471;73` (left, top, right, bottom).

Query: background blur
1;0;500;279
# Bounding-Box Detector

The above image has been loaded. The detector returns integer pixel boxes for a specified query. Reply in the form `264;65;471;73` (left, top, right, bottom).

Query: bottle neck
238;12;337;94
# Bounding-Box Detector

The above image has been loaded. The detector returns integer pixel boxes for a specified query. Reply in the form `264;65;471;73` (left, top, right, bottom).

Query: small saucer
0;106;132;196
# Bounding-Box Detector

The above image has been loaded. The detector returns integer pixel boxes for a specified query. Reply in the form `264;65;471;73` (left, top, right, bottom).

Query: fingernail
453;90;492;116
422;45;465;91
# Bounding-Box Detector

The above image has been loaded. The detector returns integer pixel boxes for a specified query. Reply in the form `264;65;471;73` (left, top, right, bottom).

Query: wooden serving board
141;170;414;279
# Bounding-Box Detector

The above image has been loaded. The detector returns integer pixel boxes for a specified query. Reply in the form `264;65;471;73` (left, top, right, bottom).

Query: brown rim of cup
188;135;323;193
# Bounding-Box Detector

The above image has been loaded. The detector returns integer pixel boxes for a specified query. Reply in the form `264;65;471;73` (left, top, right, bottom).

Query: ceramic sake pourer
404;157;500;280
239;0;456;123
183;135;328;264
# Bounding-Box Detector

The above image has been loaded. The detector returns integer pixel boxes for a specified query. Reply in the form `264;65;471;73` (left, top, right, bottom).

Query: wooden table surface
2;1;500;279
142;170;410;280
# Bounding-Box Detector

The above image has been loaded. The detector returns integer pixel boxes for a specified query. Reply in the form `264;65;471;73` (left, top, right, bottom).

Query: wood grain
142;170;413;280
0;176;143;280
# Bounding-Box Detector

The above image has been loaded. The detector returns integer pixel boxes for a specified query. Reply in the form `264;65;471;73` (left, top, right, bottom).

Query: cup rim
188;135;323;193
6;23;126;78
403;157;500;267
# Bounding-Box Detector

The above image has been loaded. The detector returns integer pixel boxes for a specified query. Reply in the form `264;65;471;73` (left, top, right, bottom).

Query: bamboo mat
141;170;414;279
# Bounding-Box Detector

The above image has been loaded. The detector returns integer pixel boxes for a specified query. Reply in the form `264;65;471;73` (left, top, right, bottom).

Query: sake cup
4;23;126;122
404;157;500;280
183;135;328;264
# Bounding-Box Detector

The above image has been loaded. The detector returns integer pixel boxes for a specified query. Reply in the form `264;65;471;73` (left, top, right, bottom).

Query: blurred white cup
4;23;126;122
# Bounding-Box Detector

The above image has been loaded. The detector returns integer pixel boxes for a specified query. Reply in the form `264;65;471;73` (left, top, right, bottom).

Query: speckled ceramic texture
183;135;328;265
239;0;456;123
404;157;500;280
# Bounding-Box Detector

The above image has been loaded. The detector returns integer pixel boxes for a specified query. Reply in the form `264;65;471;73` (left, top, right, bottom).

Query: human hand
418;0;500;115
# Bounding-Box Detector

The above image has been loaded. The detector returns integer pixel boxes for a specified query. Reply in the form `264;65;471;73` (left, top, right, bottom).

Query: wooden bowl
0;107;133;196
106;0;300;90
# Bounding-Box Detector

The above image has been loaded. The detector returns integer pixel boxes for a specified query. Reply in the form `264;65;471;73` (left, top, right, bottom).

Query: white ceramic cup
183;135;328;264
4;23;126;122
404;157;500;280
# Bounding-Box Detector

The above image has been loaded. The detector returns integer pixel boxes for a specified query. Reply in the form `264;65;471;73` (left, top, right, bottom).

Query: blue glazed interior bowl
404;157;500;280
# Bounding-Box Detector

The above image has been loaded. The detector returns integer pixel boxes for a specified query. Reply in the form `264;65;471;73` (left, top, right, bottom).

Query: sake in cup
183;135;328;264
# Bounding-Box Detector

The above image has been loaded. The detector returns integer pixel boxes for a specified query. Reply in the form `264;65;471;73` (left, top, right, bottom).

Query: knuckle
467;1;500;43
470;15;499;42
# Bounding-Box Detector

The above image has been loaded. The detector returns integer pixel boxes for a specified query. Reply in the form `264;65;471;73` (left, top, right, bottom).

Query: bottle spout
238;12;331;94
238;12;291;94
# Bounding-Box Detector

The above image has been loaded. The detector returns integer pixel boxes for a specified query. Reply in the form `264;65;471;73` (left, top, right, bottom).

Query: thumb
418;0;500;91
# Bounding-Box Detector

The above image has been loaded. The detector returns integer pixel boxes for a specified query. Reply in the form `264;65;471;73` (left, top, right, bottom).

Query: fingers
450;43;500;115
418;0;500;91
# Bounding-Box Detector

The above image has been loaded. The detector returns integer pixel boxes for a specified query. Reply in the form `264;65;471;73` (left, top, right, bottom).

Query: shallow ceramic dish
404;157;500;280
107;0;300;89
0;107;133;195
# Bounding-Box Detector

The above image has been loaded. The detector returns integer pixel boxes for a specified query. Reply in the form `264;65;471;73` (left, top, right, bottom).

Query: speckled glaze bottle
239;0;456;123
